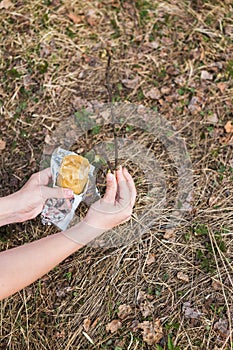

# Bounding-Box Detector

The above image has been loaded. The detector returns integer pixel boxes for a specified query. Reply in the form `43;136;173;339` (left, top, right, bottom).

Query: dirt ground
0;0;233;349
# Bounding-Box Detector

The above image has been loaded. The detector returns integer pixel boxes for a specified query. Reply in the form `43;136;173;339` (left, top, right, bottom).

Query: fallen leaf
137;319;163;345
183;302;201;319
212;279;221;291
83;318;91;332
224;121;233;133
144;87;161;100
91;317;100;329
131;319;139;332
206;113;218;124
117;304;132;320
0;139;6;151
0;0;13;9
188;96;202;114
164;228;176;240
161;86;171;95
85;9;97;27
214;318;229;338
177;271;189;283
201;70;213;81
121;76;140;89
67;12;81;24
146;253;156;265
217;82;226;93
147;41;159;49
137;291;153;317
106;319;122;333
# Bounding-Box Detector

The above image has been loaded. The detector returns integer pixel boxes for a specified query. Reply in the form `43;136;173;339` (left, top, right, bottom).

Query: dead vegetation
0;0;233;349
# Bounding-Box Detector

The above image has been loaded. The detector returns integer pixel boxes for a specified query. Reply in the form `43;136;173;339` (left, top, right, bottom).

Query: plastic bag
41;147;100;230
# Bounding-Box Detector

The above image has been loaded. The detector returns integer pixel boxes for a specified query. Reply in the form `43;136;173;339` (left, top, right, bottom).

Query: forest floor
0;0;233;349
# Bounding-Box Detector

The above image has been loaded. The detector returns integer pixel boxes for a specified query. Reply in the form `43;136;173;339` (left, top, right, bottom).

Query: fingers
116;165;131;206
103;172;117;203
29;168;52;186
38;168;52;185
116;165;130;197
42;186;74;201
122;167;137;206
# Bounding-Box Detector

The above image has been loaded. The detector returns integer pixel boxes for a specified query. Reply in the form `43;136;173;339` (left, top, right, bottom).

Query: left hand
10;168;74;223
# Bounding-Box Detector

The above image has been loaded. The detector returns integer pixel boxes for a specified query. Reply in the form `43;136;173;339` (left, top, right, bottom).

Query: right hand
83;165;137;230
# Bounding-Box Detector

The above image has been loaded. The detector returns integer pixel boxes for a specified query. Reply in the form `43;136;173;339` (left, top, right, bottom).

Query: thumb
42;186;74;200
103;172;117;203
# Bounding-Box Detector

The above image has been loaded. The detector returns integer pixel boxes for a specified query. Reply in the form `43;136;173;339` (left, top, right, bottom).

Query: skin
0;166;136;300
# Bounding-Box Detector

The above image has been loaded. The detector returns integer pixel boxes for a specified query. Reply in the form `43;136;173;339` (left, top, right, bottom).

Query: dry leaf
201;70;213;80
144;87;161;100
217;82;226;93
85;9;97;27
224;121;233;133
117;304;132;320
0;139;6;151
164;229;176;240
0;0;13;9
177;271;189;283
137;319;163;345
137;291;153;317
183;302;201;319
83;318;91;332
212;279;221;291
188;96;202;114
214;318;229;338
122;76;140;89
106;319;122;333
147;41;159;49
146;253;156;265
67;12;81;24
91;317;100;329
206;113;218;124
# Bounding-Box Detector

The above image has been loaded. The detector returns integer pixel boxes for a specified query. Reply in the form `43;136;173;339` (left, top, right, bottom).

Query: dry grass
0;0;233;349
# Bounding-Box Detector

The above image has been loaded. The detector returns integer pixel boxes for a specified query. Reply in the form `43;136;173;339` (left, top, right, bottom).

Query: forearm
0;194;19;226
0;227;85;300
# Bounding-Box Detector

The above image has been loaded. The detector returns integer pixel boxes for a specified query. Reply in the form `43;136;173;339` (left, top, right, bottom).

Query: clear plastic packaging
41;147;100;230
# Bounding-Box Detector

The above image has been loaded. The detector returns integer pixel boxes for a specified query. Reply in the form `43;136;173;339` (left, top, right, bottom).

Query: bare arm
0;230;82;300
0;166;136;300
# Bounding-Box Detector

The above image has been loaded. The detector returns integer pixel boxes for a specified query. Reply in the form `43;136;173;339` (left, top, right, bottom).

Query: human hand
63;166;137;245
84;165;137;229
10;168;74;223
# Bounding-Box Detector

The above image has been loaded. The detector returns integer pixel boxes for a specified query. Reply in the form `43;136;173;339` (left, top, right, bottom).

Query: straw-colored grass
0;0;232;349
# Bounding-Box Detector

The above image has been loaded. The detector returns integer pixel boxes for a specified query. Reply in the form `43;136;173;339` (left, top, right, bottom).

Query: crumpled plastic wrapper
41;147;100;230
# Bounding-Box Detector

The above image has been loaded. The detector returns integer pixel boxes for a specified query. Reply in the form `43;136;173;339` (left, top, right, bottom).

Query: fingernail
116;165;122;171
64;188;74;196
